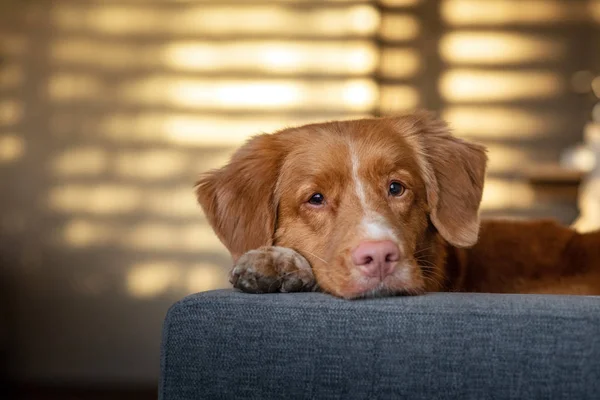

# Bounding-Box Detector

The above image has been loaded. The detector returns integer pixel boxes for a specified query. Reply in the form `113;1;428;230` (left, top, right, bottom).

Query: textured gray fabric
159;289;600;400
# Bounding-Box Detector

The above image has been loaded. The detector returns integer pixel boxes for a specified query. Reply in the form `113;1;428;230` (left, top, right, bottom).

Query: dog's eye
308;193;325;205
388;181;406;197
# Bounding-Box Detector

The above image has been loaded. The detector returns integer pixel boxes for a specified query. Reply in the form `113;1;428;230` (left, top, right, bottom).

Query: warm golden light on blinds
440;70;564;102
343;81;379;109
167;0;362;2
139;223;222;252
52;4;380;37
61;218;111;247
95;113;366;147
440;32;565;65
0;100;23;125
127;78;294;108
443;107;560;138
53;39;376;76
49;184;202;217
0;134;25;163
156;117;282;147
485;145;532;174
379;85;420;113
126;261;227;298
127;261;181;298
51;39;151;70
126;223;187;251
379;14;420;41
378;0;422;6
379;48;421;78
62;218;227;253
52;148;108;176
163;41;378;74
564;146;596;172
0;35;27;56
481;180;535;210
50;185;142;215
441;0;590;26
114;150;187;180
0;64;23;89
116;77;377;111
592;0;600;22
144;188;203;218
186;264;224;294
48;73;104;101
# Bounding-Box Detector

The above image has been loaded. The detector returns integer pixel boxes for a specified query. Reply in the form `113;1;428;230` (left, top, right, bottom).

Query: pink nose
351;240;400;279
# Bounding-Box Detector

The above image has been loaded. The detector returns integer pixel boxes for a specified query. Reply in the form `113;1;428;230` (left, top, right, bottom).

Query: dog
196;112;600;299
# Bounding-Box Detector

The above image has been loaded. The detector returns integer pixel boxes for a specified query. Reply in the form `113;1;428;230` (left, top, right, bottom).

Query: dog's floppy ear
195;133;287;261
399;111;487;247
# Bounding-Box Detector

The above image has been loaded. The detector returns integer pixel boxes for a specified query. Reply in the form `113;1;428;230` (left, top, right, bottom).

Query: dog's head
196;112;487;298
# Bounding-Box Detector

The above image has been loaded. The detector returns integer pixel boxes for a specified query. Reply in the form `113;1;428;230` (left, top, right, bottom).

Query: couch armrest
159;290;600;400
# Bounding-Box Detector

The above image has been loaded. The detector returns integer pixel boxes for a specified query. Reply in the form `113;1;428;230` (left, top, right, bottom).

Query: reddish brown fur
447;220;600;294
196;112;600;298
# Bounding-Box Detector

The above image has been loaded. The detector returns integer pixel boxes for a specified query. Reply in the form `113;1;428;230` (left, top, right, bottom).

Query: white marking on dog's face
350;145;368;211
361;218;398;241
350;144;402;244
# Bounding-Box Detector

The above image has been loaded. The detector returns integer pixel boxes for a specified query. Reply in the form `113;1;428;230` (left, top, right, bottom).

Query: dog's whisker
413;246;434;256
415;258;438;268
304;251;328;265
422;269;446;281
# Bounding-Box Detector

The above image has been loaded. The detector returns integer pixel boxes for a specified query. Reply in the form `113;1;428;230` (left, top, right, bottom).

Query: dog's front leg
229;246;316;293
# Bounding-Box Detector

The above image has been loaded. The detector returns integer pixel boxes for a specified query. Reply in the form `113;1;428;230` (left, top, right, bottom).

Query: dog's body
446;219;600;294
196;112;600;298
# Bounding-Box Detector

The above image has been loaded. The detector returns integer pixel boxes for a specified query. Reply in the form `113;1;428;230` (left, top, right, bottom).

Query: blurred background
1;0;599;398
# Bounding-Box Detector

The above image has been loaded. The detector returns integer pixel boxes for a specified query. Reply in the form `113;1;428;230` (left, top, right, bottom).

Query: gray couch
159;289;600;399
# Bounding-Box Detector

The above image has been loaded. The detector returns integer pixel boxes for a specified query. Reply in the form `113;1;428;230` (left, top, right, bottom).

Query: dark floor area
7;384;157;400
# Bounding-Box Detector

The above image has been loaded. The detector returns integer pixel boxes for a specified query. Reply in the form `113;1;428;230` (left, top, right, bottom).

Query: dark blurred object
559;73;600;231
0;257;13;398
11;384;156;400
525;163;584;205
522;164;584;224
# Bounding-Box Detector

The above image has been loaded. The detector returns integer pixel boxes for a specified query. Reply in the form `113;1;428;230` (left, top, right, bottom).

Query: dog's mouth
337;271;426;299
312;253;426;299
351;282;422;299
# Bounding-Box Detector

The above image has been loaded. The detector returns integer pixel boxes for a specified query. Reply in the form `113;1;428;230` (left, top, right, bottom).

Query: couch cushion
160;290;600;400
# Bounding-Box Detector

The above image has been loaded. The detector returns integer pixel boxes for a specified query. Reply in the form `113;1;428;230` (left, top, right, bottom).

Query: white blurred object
560;144;595;172
568;122;600;232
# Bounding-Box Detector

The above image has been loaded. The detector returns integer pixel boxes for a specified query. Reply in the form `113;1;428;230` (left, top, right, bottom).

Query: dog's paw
230;246;316;293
